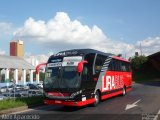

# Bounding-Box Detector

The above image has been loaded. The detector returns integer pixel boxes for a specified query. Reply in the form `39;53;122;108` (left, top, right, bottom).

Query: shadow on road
32;104;88;113
53;106;87;112
137;81;160;87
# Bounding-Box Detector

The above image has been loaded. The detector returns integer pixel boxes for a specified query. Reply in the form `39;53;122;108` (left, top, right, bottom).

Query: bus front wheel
93;91;100;107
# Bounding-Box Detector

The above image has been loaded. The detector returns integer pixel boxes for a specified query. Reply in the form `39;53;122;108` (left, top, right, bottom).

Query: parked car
2;93;10;97
0;86;7;93
0;85;14;93
27;83;39;89
37;83;43;88
16;84;28;90
28;90;43;97
9;90;28;98
0;94;7;100
7;85;14;91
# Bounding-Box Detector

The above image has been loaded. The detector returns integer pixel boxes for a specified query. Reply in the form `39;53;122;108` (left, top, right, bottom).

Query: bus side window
126;62;131;72
121;61;129;72
115;60;121;71
118;61;122;71
129;64;131;71
108;59;116;71
82;53;95;81
121;62;125;71
108;59;121;71
95;54;106;76
108;60;112;71
108;59;131;72
81;66;88;81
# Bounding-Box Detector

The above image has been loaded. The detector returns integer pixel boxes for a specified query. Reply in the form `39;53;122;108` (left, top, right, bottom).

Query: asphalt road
3;82;160;120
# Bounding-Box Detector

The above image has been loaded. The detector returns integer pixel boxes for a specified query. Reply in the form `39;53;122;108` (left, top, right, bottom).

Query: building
0;55;37;85
10;40;24;58
147;51;160;71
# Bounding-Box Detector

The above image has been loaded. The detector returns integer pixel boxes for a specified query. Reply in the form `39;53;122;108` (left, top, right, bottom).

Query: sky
0;0;160;62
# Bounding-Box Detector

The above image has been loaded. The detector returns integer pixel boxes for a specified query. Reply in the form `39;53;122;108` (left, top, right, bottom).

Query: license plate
55;100;62;103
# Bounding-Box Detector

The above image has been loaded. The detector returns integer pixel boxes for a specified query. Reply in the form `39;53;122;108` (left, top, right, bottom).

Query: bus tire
93;91;100;107
122;86;126;96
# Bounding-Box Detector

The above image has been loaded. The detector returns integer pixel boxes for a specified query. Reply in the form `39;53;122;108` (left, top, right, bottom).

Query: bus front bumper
44;98;95;107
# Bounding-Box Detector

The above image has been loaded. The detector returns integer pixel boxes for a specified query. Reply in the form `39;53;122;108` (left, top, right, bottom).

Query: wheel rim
123;88;126;95
95;93;99;104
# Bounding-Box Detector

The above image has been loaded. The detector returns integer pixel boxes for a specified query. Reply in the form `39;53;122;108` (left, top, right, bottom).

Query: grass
0;96;44;111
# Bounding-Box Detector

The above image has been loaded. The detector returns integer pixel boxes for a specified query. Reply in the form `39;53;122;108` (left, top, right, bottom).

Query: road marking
125;99;141;110
153;109;160;120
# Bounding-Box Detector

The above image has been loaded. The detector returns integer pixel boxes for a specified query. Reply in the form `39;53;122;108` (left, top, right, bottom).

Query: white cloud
135;37;160;55
24;53;49;66
0;49;6;55
14;12;134;56
0;11;159;61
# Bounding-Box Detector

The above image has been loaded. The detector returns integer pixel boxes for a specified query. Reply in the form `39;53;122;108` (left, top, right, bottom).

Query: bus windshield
44;66;80;89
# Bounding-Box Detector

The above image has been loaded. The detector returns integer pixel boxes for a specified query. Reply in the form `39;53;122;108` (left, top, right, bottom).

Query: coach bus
43;49;132;107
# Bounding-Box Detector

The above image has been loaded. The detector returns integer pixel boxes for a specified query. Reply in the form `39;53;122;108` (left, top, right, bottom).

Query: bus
43;49;132;107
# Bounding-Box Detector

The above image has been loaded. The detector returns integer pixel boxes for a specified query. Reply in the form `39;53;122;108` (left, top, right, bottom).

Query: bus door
81;53;96;98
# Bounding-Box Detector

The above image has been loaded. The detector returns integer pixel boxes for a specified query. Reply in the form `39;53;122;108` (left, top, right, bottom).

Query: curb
0;104;44;115
0;106;28;115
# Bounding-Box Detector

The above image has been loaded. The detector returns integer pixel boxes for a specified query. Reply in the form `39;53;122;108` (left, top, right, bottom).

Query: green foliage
0;96;44;110
0;99;25;110
33;71;36;80
130;55;148;70
33;72;45;81
39;72;45;81
9;70;14;80
131;55;160;82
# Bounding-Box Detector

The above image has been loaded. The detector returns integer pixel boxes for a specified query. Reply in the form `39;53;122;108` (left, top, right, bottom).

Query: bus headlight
70;90;82;98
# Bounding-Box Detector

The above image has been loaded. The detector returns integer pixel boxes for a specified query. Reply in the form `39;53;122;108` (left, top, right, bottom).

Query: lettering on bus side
102;75;124;92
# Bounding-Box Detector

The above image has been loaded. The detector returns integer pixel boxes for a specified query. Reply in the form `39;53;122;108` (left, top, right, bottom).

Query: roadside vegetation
0;96;44;111
130;55;160;82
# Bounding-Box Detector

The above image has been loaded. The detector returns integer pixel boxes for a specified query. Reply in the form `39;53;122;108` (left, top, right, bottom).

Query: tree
130;55;148;70
33;71;45;81
39;72;45;81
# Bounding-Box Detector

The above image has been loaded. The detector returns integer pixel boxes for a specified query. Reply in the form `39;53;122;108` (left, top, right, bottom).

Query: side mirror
36;63;47;74
77;60;88;73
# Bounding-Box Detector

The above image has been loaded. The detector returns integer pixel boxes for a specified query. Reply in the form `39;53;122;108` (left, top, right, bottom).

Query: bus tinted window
121;62;127;71
82;53;95;81
108;59;118;71
126;62;131;72
108;59;131;72
95;54;106;75
120;61;131;72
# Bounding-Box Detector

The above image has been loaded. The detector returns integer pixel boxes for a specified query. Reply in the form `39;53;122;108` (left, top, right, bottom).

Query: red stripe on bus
101;91;123;100
44;98;95;107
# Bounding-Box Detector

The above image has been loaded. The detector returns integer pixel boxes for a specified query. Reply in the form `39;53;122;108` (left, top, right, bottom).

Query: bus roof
49;49;129;62
52;49;113;57
112;56;130;62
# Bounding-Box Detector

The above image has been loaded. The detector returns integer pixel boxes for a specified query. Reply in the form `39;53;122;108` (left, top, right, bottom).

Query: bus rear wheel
93;91;100;107
122;86;126;96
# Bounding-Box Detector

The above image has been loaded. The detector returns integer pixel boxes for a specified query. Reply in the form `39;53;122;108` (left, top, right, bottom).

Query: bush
0;96;44;110
130;55;160;82
130;55;148;70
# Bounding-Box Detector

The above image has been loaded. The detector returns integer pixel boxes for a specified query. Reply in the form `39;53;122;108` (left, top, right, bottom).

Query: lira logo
102;75;124;92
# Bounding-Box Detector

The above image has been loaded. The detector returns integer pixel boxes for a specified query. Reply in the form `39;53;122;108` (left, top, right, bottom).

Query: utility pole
124;53;127;59
140;42;142;56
